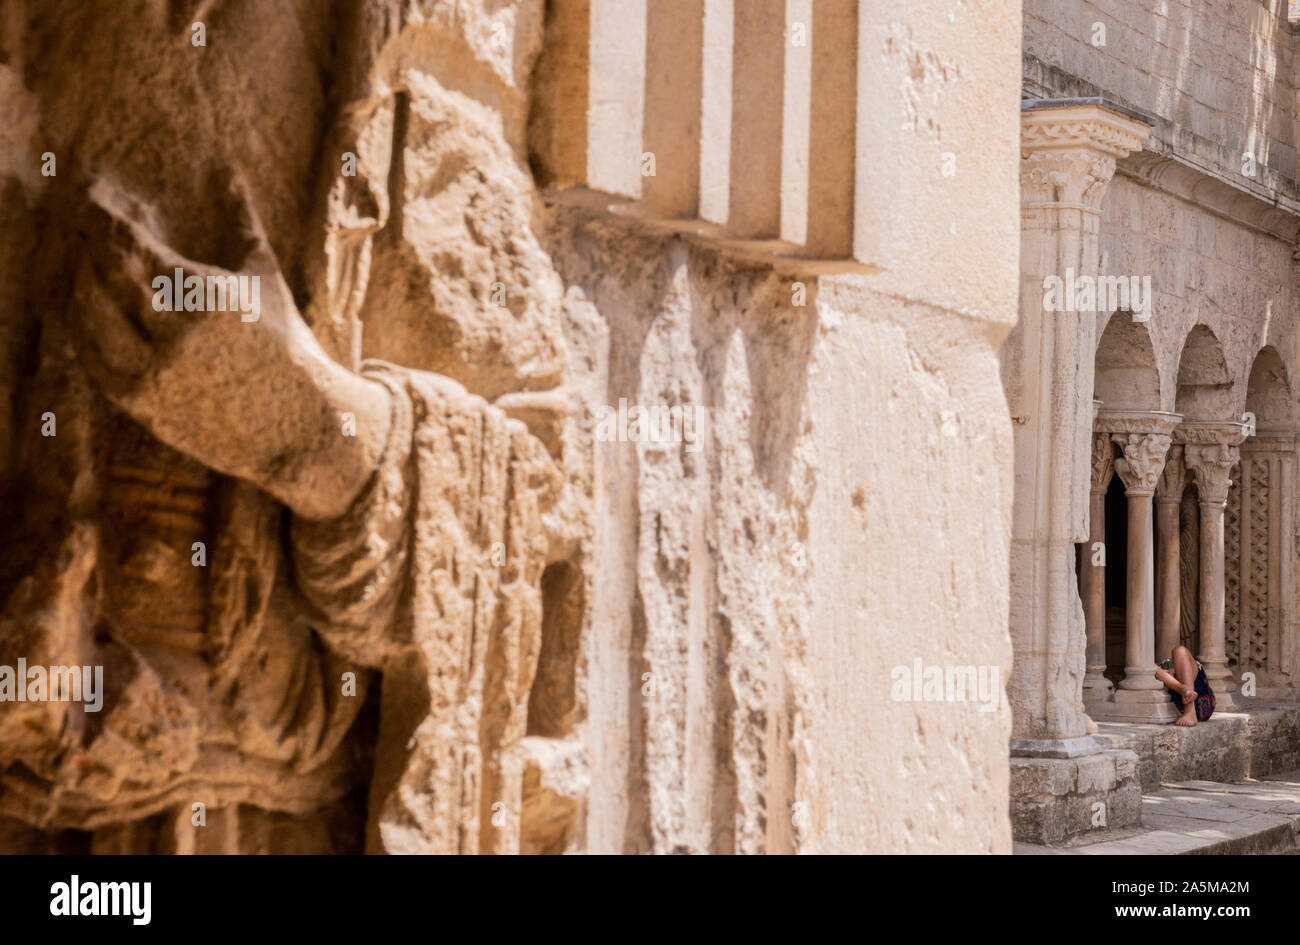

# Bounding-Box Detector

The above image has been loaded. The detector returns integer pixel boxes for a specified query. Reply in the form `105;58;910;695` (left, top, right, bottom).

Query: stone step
1015;773;1300;855
1092;702;1300;791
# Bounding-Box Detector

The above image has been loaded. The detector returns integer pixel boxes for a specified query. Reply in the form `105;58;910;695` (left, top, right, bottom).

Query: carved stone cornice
1173;420;1247;447
1021;101;1153;158
1091;432;1116;493
1113;433;1173;496
1095;409;1181;438
1184;443;1240;506
1155;444;1188;501
1121;149;1300;246
1241;430;1296;454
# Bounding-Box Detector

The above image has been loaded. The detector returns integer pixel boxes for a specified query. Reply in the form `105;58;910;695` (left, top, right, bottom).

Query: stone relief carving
1156;444;1187;499
1246;459;1270;672
1091;432;1116;491
1185;443;1240;505
0;1;568;855
1112;433;1173;494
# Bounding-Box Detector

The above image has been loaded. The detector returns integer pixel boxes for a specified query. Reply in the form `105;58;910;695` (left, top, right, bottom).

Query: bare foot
1174;710;1197;727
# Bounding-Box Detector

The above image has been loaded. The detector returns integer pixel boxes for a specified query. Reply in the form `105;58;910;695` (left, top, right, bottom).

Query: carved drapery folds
1156;445;1188;500
1091;432;1116;493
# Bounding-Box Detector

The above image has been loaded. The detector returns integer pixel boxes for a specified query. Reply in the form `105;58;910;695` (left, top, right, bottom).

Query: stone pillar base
1082;673;1114;702
1010;748;1142;845
1085;688;1180;724
1010;736;1100;759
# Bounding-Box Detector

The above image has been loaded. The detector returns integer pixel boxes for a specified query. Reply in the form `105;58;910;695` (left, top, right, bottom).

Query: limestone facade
2;0;1297;856
0;0;1017;854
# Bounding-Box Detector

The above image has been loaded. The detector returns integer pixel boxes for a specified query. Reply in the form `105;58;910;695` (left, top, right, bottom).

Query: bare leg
1153;647;1199;726
1170;645;1199;727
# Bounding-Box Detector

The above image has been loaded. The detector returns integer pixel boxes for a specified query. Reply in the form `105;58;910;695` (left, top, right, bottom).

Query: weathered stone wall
1098;176;1298;411
1025;0;1300;194
0;0;1023;854
535;0;1021;853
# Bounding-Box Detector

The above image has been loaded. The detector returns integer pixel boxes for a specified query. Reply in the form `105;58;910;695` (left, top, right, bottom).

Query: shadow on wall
1096;312;1160;411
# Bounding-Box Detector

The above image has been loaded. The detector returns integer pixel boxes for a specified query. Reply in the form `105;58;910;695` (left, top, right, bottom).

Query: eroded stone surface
0;1;1021;855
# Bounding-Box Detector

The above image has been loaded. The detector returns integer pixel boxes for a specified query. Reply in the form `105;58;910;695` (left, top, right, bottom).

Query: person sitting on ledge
1154;646;1216;727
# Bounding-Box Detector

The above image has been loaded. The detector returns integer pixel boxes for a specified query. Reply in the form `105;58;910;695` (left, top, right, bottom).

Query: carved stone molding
1091;432;1116;493
1113;433;1174;495
1242;431;1296;454
1184;443;1240;506
1095;409;1181;438
1173;420;1248;447
1021;101;1154;157
1122;149;1300;246
1155;444;1188;501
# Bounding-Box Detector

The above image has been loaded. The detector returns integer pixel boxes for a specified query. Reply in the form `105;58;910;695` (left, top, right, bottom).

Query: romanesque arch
1094;315;1161;411
1084;315;1179;718
1175;325;1232;419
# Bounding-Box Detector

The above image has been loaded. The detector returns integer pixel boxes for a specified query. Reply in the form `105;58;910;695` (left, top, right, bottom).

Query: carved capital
1112;433;1173;495
1184;443;1239;505
1155;444;1188;501
1091;432;1116;492
1021;151;1116;207
1021;101;1152;208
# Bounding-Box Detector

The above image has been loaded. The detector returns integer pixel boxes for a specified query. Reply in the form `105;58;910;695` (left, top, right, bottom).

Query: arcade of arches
1006;98;1300;845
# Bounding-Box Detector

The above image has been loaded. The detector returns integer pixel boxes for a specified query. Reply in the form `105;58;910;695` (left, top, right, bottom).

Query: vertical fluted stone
1006;103;1151;755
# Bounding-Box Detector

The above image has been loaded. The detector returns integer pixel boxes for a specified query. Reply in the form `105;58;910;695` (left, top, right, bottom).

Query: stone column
1005;101;1151;757
1081;430;1115;704
1182;422;1247;711
1088;410;1180;723
1155;445;1188;659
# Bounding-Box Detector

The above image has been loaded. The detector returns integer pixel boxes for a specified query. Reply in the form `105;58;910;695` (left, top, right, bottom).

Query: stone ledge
1022;53;1300;218
1092;703;1300;791
1015;773;1300;855
1011;749;1142;844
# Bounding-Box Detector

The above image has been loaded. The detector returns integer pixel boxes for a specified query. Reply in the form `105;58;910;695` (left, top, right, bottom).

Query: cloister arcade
1083;317;1296;724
